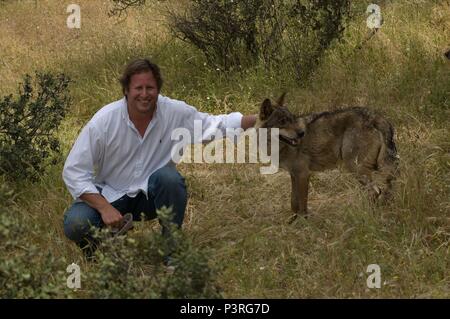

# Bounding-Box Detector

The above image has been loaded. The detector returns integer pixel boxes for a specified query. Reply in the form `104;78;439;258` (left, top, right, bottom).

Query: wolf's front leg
289;172;310;223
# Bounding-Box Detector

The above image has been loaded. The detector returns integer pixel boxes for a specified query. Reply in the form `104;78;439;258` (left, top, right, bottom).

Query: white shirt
63;95;243;202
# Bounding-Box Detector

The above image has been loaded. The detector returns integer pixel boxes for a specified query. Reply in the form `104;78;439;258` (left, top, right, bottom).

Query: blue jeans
63;166;187;249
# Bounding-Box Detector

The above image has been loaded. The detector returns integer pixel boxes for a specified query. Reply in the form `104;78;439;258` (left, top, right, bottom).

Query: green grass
0;0;449;298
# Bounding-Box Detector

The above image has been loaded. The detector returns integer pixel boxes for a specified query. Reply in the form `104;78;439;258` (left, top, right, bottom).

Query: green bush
0;72;71;181
0;180;73;298
282;0;352;81
0;182;221;299
84;207;222;298
167;0;351;80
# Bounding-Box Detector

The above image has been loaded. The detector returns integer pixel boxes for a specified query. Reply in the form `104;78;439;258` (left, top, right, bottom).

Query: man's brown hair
119;58;163;96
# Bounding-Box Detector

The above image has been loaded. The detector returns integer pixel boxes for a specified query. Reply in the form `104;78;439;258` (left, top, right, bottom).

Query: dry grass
1;0;449;298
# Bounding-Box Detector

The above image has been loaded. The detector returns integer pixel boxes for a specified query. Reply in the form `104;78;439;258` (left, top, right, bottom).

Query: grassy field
1;0;449;298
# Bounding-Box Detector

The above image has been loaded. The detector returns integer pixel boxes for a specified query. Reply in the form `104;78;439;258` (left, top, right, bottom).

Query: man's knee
149;166;186;192
148;166;188;227
63;202;102;243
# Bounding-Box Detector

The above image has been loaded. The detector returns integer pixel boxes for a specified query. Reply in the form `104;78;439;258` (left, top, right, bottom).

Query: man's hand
241;114;257;130
79;193;123;227
98;205;124;227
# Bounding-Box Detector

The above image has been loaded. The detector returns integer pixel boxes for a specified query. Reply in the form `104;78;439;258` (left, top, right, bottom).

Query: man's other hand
79;193;124;227
99;205;124;227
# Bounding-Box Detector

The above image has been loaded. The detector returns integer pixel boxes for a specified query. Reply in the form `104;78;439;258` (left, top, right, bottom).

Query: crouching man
62;58;256;258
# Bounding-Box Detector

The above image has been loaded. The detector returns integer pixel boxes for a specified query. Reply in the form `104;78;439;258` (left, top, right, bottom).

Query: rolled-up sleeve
62;123;103;199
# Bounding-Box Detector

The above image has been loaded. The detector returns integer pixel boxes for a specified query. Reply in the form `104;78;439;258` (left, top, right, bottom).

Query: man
62;58;256;257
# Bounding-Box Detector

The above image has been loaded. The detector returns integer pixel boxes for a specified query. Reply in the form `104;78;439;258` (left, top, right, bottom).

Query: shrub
167;0;351;80
83;207;222;298
282;0;352;81
168;0;266;70
0;180;72;298
0;72;71;181
0;183;221;298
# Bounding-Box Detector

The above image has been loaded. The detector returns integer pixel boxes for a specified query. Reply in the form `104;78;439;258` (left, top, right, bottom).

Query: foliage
0;180;72;298
0;183;222;299
83;207;222;298
0;72;71;181
282;0;352;80
0;188;221;299
167;0;351;80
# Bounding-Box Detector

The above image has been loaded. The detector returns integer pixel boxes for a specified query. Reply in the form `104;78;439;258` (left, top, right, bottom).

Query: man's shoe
163;255;176;273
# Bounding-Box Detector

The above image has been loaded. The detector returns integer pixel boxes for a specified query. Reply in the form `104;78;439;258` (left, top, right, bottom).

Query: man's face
126;71;159;116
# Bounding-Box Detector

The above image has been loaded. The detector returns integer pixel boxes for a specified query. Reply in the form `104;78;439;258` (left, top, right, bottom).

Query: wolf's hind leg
343;138;383;200
373;133;399;203
372;159;397;202
341;131;372;184
342;148;374;187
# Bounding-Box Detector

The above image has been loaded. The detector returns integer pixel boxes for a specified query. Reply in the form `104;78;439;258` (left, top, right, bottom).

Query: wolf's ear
277;92;287;107
260;98;274;120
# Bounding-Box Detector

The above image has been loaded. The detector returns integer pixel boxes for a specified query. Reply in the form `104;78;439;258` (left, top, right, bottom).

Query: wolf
255;93;399;221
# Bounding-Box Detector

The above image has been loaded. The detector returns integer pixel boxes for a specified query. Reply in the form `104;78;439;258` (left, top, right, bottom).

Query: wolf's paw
365;183;382;202
287;214;298;224
366;183;394;204
287;211;310;224
376;191;393;204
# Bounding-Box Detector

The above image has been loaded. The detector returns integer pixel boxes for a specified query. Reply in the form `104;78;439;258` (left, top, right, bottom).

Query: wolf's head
255;93;306;147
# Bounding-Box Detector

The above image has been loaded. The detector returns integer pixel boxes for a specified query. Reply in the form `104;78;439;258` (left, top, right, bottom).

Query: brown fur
255;94;399;220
